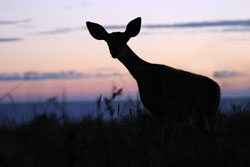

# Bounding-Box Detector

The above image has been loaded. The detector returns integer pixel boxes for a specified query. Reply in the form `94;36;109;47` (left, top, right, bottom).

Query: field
1;93;250;167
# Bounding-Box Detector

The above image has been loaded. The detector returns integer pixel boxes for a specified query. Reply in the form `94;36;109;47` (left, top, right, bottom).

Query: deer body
86;17;221;129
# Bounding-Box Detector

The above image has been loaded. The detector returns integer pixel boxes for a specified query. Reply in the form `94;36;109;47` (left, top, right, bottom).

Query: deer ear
125;17;141;38
86;21;108;40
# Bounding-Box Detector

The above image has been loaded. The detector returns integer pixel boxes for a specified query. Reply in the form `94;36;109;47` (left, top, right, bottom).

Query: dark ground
1;99;250;167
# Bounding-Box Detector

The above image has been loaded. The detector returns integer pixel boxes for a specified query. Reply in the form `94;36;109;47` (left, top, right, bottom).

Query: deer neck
118;45;150;80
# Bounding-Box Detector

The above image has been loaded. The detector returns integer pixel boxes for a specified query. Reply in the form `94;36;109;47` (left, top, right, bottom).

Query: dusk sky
1;0;250;102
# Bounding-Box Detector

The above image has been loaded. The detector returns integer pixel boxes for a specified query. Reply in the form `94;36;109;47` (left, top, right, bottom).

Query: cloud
0;70;125;81
99;19;250;30
103;25;126;30
66;1;90;10
142;19;250;29
38;28;76;35
0;38;23;43
37;27;83;35
0;19;32;25
80;1;90;7
213;71;247;78
36;18;250;36
222;27;250;32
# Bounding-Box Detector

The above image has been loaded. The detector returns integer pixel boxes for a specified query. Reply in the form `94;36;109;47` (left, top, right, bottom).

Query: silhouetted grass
1;99;250;167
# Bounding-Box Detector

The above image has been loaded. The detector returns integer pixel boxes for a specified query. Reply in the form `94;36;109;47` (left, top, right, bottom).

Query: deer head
86;17;141;58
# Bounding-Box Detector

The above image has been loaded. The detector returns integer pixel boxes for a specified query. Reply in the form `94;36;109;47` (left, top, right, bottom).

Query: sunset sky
1;0;250;102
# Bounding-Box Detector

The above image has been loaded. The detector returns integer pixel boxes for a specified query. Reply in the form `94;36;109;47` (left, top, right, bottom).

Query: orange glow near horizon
1;23;250;101
0;76;138;102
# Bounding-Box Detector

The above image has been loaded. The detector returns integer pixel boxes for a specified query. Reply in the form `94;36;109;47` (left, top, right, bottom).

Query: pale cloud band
213;71;247;78
0;38;23;42
0;19;32;25
36;18;250;36
1;70;246;81
142;19;250;29
103;19;250;30
0;70;124;81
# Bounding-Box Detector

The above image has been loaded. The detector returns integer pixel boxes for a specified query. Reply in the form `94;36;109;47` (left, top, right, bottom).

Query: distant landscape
1;96;250;124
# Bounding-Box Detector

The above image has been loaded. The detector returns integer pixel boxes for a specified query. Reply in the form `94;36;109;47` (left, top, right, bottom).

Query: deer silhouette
86;17;221;130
